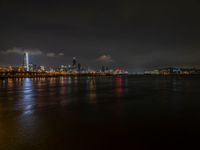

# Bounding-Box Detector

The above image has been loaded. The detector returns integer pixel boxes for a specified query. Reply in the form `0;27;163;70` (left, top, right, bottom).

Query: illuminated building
39;66;45;71
114;67;124;75
159;67;181;75
23;52;29;71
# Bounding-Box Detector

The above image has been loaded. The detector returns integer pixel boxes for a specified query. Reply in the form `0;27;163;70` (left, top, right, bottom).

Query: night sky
0;0;200;70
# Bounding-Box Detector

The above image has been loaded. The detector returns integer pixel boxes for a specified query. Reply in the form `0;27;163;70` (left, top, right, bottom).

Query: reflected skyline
1;76;200;149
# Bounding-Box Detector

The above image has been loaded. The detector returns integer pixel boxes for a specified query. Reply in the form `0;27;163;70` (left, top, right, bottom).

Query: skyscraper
78;63;81;72
72;57;76;67
101;66;105;72
23;52;29;71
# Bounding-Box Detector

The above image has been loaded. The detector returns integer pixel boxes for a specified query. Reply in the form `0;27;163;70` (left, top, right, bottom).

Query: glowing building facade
23;52;29;71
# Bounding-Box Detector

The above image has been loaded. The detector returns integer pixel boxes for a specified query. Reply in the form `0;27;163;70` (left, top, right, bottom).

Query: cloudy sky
0;0;200;70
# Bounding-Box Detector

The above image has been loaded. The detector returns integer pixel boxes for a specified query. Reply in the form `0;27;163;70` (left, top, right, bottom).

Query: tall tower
72;57;76;67
78;63;81;72
23;52;29;71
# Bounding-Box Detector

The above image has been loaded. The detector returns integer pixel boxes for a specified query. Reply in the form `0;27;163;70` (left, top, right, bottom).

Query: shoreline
0;74;200;79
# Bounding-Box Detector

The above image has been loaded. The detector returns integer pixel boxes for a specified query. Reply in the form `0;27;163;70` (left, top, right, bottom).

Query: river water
0;76;200;149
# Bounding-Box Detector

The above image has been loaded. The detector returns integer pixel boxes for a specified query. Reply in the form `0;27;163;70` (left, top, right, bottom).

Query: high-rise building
23;52;29;71
101;66;105;72
78;63;81;72
72;57;76;67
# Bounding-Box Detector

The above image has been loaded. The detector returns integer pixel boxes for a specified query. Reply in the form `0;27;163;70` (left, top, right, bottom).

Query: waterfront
0;76;200;149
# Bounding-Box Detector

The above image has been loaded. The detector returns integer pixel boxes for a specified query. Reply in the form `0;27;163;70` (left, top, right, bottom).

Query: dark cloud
0;0;200;70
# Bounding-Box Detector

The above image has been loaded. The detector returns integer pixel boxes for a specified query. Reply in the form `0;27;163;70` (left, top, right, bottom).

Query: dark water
0;76;200;150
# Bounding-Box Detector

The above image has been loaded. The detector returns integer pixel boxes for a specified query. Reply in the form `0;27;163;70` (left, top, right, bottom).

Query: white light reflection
21;78;34;115
16;78;38;141
68;77;72;84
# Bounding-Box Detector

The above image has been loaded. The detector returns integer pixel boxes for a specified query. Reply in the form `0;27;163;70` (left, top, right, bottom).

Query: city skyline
1;51;200;73
1;1;200;149
0;51;200;76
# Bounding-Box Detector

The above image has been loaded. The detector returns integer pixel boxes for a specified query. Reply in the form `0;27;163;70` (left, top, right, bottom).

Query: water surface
0;76;200;149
